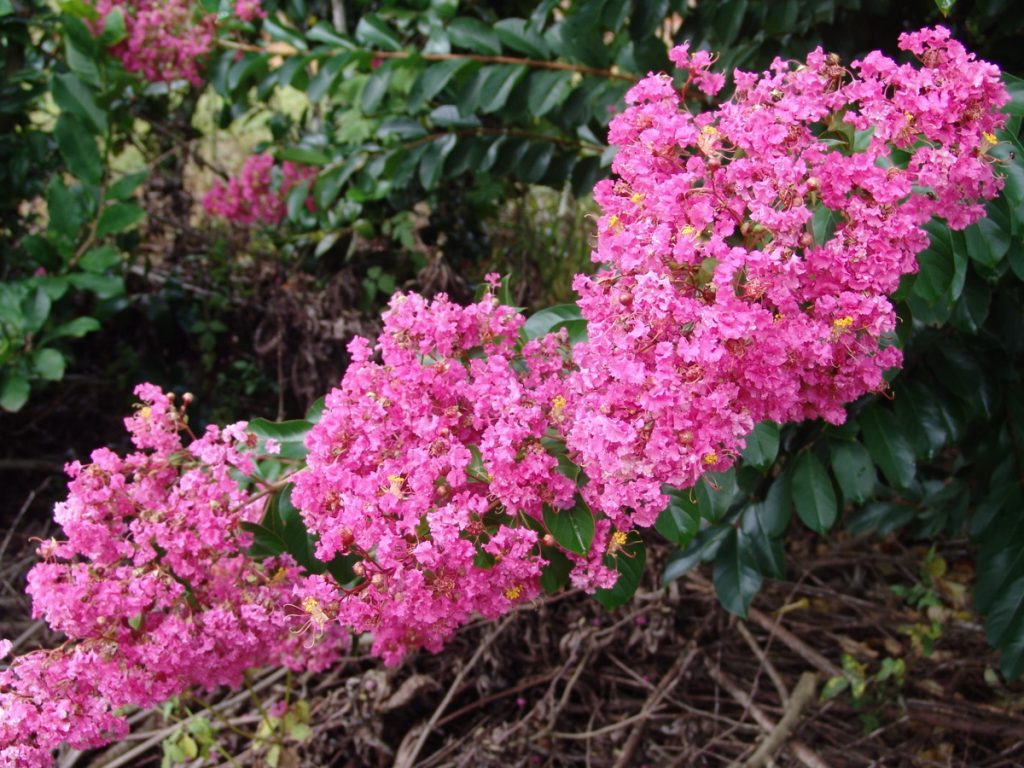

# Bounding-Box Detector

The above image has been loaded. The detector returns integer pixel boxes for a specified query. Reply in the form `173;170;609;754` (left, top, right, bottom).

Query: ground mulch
3;472;1023;768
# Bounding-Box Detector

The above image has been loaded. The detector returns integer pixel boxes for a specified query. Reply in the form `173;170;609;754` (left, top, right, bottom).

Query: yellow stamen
139;406;152;420
682;225;696;236
608;530;629;552
702;451;719;465
630;192;644;204
505;585;523;600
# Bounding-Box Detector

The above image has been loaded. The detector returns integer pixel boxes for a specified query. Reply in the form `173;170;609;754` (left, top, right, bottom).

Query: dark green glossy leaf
263;16;308;50
829;440;876;505
80;245;121;273
540;546;572;593
355;14;402;52
527;69;574;118
544;500;595;556
361;65;393;115
741;420;779;472
409;58;473;112
654;489;699;546
494;18;549;59
694;470;740;523
523;304;581;339
859;407;916;490
713;528;762;618
479;65;528;114
52;73;106;134
791;452;837;533
107;171;147;201
55;115;101;186
0;370;29;412
32;348;65;381
248;417;313;443
964;217;1010;269
447;17;501;55
96;203;144;237
986;573;1024;679
595;536;645;609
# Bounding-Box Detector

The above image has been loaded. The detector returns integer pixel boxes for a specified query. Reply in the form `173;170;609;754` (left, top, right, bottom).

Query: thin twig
394;614;514;768
741;672;817;768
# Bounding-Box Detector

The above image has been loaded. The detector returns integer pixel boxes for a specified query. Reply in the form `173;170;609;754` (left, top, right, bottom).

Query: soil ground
3;466;1024;768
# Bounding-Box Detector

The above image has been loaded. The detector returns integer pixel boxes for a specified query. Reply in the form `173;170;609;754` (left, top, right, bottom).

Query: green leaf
859;407;916;490
43;316;100;341
963;216;1010;269
361;65;393;115
913;222;965;305
0;0;13;15
67;272;124;299
479;65;528;114
248;417;313;443
305;395;326;423
79;245;121;273
96;203;144;237
713;529;762;618
516;142;554;184
694;470;740;523
829;440;876;505
32;348;65;381
986;574;1024;679
654;489;699;546
409;58;473;112
594;537;646;609
543;500;595;556
46;176;84;241
55;114;102;186
810;205;837;245
418;134;457;190
100;7;126;45
494;18;550;59
263;16;308;50
447;17;501;55
740;503;787;579
893;381;948;459
527;69;574;118
21;287;52;333
522;304;582;339
741;420;779;472
540;547;572;594
355;15;402;52
1004;73;1024;117
306;21;354;48
107;171;147;201
820;675;850;702
52;73;106;134
791;452;837;533
0;370;30;412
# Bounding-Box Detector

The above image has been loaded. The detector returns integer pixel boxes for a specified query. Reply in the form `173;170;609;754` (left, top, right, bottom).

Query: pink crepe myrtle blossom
92;0;216;86
204;153;317;226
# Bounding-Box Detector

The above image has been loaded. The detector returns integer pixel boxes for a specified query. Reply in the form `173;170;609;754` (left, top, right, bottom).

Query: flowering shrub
0;26;1013;765
203;153;317;226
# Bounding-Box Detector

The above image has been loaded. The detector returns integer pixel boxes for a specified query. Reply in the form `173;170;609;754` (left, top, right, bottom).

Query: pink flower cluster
292;289;578;663
565;27;1006;528
93;0;216;86
204;153;317;226
235;0;266;23
0;385;344;767
2;28;1009;766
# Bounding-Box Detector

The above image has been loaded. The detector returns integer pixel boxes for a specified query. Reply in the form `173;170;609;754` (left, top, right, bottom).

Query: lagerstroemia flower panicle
204;153;317;226
1;386;345;767
1;28;1009;766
